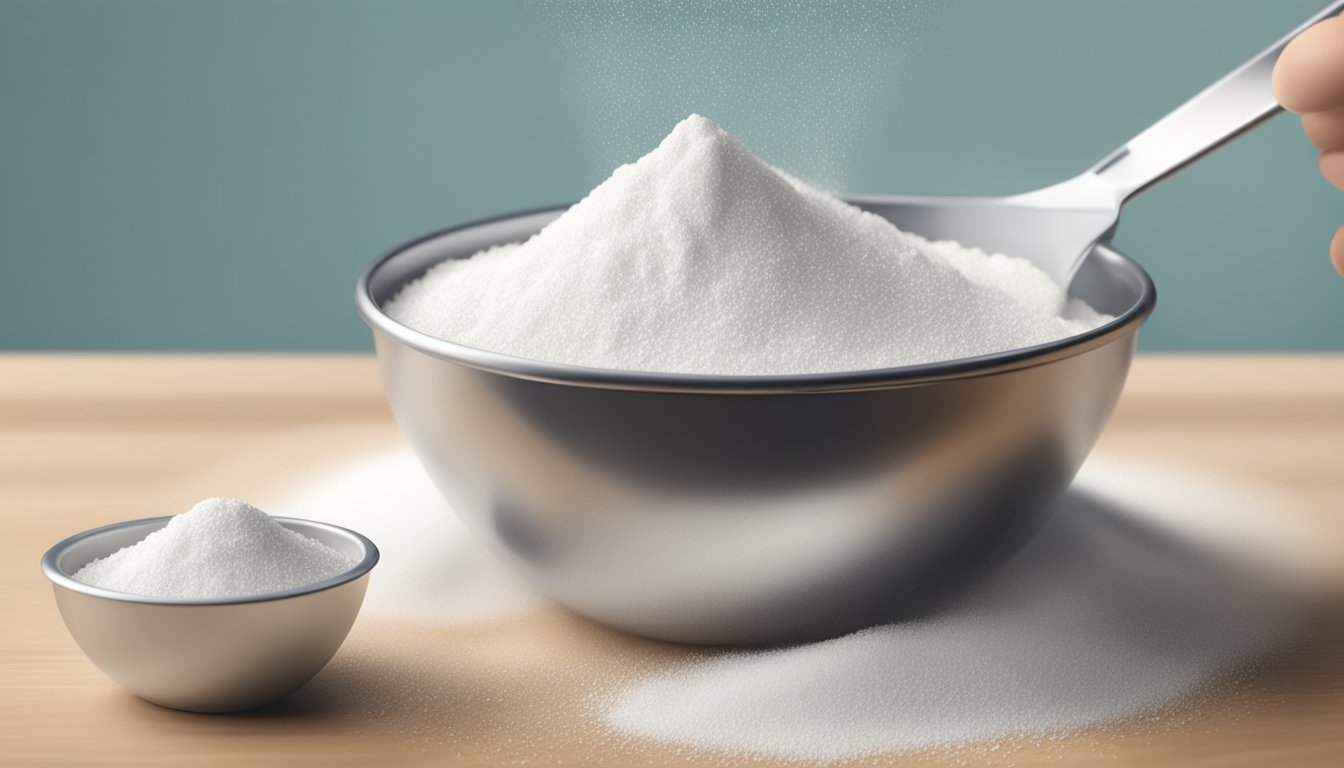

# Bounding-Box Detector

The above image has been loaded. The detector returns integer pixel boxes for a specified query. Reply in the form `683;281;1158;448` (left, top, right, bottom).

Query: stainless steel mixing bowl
42;516;378;712
356;200;1154;645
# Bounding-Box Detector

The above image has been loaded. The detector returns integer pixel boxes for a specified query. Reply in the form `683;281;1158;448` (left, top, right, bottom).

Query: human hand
1273;16;1344;277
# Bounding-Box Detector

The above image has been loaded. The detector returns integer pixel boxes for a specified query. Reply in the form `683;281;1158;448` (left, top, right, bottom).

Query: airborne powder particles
386;115;1110;375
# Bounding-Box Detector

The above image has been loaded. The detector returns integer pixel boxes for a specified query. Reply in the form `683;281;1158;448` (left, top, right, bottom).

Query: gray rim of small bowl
355;202;1158;395
40;516;380;606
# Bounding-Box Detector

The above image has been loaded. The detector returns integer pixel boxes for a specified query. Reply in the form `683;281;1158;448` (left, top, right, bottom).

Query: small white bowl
41;516;378;713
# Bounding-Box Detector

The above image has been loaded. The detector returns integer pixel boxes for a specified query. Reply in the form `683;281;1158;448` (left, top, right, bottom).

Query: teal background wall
1;0;1340;352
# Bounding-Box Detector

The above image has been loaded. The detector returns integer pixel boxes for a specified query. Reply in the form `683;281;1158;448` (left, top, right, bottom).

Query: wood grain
2;354;1341;767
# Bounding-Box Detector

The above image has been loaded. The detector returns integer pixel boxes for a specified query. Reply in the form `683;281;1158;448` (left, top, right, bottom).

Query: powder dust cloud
537;0;940;192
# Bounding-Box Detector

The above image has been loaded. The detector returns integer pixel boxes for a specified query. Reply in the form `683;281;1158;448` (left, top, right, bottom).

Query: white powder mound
73;498;356;599
386;114;1110;375
262;449;540;621
603;461;1304;760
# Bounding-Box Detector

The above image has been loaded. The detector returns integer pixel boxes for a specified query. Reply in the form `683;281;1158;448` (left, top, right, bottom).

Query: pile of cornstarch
386;114;1110;375
73;498;355;599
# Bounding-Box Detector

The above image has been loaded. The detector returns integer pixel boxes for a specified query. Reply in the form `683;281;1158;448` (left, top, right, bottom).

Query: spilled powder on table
261;449;540;622
260;448;1316;759
600;459;1312;761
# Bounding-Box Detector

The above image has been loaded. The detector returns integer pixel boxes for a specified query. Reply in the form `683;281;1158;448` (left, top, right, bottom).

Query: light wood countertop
2;354;1341;766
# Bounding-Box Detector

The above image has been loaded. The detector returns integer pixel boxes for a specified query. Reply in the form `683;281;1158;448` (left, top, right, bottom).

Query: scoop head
854;174;1122;289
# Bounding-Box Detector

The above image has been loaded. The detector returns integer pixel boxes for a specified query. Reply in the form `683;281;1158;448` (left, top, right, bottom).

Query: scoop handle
1089;0;1344;203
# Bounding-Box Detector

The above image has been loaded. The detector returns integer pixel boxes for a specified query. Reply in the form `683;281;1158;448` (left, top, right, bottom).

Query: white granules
602;461;1305;761
73;498;356;599
386;114;1109;375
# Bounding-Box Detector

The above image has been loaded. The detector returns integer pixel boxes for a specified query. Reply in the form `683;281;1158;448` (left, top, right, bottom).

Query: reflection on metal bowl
356;201;1154;645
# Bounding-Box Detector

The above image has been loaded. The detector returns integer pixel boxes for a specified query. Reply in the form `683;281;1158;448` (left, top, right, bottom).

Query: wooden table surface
2;354;1342;767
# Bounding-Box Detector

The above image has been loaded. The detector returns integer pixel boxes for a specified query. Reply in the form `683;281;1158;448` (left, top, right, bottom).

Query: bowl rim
355;202;1157;394
41;516;380;606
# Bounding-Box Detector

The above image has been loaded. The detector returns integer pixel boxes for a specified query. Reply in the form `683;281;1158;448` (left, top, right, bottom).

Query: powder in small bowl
73;498;356;599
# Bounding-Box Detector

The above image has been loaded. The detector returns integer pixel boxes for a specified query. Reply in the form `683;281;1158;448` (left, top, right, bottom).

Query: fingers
1332;224;1344;278
1273;16;1344;113
1302;105;1344;151
1320;151;1344;277
1321;152;1344;189
1276;17;1344;277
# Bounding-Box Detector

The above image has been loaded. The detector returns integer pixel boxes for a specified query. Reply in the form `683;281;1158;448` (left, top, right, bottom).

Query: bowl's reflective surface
358;202;1154;645
42;517;377;712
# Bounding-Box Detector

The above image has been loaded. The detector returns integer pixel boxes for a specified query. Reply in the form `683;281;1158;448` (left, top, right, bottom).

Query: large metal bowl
356;200;1155;645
